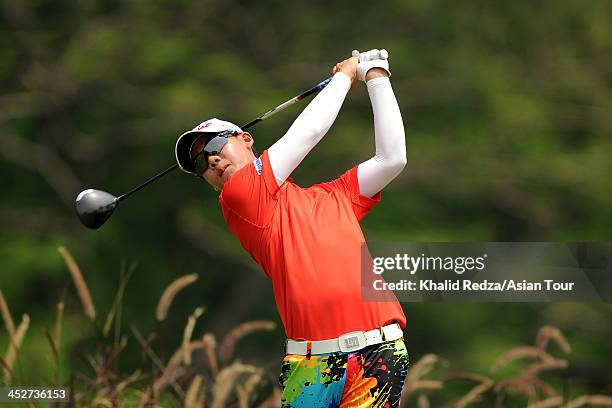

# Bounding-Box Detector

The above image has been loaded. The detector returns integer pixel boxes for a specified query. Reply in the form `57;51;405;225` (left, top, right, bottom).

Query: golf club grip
241;76;333;130
297;77;334;101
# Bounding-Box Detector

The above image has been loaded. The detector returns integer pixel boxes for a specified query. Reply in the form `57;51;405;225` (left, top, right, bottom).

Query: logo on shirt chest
253;157;262;175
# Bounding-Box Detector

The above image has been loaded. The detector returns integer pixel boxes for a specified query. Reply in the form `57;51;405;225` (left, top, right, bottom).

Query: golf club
75;76;334;229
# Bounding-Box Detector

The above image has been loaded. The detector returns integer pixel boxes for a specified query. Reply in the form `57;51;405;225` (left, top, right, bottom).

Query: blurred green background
1;0;611;404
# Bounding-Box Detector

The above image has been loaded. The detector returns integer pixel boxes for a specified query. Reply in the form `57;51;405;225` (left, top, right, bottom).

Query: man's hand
353;49;388;62
332;56;359;85
352;49;391;82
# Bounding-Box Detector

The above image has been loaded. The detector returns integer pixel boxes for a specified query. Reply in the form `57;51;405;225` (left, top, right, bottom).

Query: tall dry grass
1;313;29;384
156;273;199;321
0;289;15;339
185;374;205;408
0;246;611;407
401;325;612;407
58;246;96;322
61;247;278;406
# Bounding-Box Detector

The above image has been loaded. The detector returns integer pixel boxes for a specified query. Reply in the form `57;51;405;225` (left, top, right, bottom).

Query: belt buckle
338;331;367;353
382;323;400;341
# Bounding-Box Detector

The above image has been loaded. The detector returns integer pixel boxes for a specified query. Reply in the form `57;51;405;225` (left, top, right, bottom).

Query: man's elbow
388;153;407;176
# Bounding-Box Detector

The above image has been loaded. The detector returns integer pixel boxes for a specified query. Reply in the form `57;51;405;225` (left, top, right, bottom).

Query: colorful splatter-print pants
279;338;409;407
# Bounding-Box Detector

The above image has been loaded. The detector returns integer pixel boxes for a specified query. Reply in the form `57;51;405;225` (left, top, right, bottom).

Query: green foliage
1;0;611;403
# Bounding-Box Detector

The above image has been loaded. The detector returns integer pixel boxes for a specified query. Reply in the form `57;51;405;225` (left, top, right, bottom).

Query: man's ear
240;132;254;148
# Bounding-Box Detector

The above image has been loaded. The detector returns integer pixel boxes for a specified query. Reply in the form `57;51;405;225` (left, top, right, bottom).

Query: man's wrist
365;68;389;82
338;70;356;84
334;71;353;88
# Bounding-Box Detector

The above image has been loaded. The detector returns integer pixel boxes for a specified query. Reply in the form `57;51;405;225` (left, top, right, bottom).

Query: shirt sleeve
315;165;382;221
219;149;278;227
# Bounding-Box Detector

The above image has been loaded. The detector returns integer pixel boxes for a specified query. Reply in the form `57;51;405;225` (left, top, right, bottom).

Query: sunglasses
190;130;239;175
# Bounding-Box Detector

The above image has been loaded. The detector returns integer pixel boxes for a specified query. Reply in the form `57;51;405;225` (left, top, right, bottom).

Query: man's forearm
268;72;352;186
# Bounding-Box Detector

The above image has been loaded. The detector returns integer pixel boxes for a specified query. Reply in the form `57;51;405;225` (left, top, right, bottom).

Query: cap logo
196;123;214;130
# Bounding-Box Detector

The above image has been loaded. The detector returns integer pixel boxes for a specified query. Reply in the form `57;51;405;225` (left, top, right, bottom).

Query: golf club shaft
117;163;178;201
117;76;334;201
240;76;333;129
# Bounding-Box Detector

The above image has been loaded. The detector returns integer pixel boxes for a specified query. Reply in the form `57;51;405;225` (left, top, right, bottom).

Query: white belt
286;323;403;355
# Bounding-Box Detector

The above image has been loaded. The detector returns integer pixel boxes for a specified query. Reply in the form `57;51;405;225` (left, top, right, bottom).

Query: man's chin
222;167;232;179
220;166;235;184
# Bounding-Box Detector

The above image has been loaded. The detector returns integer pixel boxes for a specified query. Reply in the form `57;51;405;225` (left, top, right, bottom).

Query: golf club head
75;189;119;229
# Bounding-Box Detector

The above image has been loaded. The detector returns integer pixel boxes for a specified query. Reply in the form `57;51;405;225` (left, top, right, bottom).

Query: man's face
191;132;256;190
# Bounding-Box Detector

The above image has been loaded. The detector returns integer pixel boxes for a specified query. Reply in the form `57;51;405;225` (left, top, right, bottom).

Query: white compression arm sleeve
357;76;407;198
268;72;351;186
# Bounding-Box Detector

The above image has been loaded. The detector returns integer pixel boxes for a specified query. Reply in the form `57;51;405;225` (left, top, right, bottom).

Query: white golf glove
352;49;391;82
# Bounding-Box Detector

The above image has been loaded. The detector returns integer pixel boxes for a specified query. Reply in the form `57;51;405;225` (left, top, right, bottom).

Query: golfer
176;50;408;407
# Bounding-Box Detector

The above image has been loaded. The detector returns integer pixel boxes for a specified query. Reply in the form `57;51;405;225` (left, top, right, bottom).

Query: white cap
175;118;242;174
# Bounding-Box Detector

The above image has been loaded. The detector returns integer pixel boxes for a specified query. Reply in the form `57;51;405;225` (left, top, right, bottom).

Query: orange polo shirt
219;150;406;341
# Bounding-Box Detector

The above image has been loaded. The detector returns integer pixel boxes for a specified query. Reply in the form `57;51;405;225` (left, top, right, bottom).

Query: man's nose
207;155;221;167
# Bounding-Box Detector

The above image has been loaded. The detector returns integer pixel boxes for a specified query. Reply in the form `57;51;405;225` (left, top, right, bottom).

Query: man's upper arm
317;165;381;221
